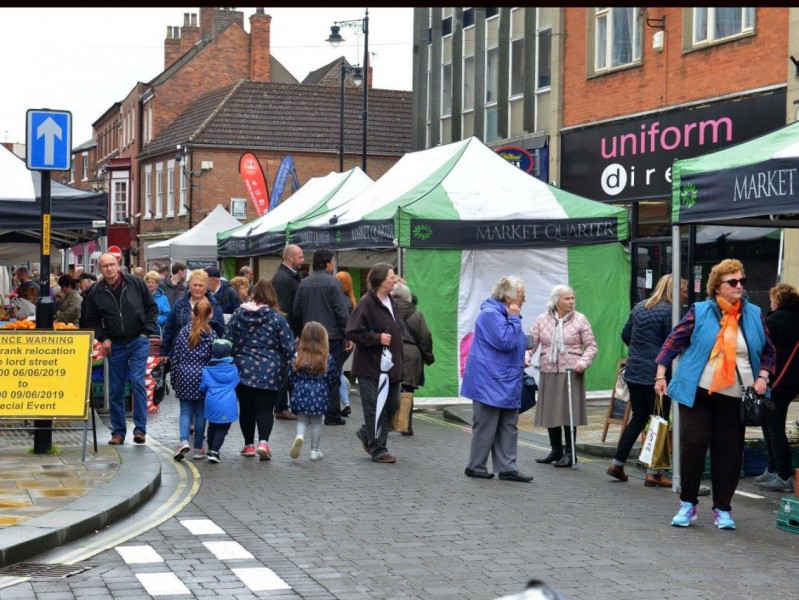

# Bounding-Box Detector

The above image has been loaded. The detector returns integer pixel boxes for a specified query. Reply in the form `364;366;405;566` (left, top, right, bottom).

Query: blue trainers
671;501;698;527
713;508;736;530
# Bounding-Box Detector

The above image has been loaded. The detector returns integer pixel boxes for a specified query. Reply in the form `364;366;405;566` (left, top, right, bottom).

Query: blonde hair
706;259;745;297
188;298;213;349
144;270;162;284
229;276;249;291
294;321;329;375
645;274;687;309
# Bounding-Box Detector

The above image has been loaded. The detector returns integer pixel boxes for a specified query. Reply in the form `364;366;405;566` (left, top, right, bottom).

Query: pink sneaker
241;445;256;457
256;441;271;461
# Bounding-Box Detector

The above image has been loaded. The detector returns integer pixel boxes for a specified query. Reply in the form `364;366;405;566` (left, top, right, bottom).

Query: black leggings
547;426;577;451
679;388;744;511
762;383;799;479
237;384;278;445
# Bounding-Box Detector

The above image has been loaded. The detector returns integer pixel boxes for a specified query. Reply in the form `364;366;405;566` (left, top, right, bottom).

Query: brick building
414;7;798;305
77;7;411;270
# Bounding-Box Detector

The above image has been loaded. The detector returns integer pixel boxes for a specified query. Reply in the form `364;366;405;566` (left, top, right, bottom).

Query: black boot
535;449;563;464
553;451;576;467
553;427;576;468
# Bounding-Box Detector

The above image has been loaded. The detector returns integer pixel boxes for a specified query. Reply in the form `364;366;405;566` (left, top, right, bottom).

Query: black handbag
520;372;538;413
736;366;765;427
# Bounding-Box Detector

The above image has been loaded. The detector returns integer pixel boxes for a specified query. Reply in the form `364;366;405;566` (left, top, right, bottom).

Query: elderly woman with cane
529;284;597;468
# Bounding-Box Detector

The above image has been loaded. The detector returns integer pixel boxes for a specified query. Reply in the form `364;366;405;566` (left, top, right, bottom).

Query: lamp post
326;8;369;174
175;144;211;229
336;61;363;172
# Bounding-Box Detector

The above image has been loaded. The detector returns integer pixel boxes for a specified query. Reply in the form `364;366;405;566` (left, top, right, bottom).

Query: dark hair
251;279;279;308
312;249;334;271
367;262;395;291
172;262;187;275
57;274;76;289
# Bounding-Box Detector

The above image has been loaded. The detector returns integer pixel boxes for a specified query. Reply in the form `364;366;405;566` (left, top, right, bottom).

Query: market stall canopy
148;204;242;263
217;167;374;258
0;144;107;248
672;120;799;227
287;136;629;250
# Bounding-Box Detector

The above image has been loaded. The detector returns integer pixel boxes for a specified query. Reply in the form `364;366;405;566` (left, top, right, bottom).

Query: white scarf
549;311;567;364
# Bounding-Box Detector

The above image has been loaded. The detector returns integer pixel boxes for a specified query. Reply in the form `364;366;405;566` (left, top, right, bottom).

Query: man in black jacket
86;253;159;446
272;244;304;420
293;248;353;425
206;266;241;316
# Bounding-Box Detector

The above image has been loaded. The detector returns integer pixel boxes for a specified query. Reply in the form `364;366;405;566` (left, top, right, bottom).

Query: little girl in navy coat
200;339;240;463
287;322;339;461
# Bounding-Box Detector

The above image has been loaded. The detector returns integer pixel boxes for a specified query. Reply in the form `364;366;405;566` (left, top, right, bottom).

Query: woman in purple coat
461;275;532;483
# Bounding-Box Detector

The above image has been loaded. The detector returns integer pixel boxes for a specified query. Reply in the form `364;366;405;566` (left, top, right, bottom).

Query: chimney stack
249;8;271;82
181;11;201;53
164;25;181;69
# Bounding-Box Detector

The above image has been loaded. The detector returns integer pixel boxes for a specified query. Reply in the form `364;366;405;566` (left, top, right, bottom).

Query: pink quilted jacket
529;310;598;373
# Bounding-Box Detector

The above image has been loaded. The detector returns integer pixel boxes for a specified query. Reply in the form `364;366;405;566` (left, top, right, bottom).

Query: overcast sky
0;7;414;145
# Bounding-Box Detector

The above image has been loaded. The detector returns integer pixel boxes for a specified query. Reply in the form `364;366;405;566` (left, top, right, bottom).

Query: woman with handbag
390;282;434;436
461;275;531;482
756;283;799;492
607;274;687;487
654;259;776;529
530;284;598;468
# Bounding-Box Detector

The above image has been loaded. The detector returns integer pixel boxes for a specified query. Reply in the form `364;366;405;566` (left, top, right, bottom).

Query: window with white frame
537;27;552;90
693;7;755;45
441;27;453;118
155;164;163;219
166;160;175;217
69;162;75;184
484;12;500;143
144;166;152;220
179;167;187;216
595;7;641;71
111;172;128;224
82;152;88;181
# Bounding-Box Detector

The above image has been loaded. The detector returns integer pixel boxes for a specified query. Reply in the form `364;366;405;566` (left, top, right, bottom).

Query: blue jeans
179;397;206;450
107;335;150;439
339;373;350;406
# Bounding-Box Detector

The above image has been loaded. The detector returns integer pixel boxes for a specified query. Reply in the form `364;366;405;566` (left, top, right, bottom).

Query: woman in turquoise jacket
461;275;532;483
655;259;775;530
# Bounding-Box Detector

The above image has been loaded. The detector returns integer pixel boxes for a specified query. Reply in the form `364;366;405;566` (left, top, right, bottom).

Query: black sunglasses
721;277;747;288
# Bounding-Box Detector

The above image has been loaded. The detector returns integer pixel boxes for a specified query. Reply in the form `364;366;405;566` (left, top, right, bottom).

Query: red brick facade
563;8;788;128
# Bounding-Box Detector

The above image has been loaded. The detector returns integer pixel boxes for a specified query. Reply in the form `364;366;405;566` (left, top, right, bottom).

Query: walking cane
566;367;576;468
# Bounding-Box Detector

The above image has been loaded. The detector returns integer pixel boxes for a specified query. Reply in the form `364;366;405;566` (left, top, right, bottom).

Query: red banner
239;152;270;217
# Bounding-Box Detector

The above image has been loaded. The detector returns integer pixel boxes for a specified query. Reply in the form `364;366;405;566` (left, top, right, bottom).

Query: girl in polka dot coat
171;298;217;458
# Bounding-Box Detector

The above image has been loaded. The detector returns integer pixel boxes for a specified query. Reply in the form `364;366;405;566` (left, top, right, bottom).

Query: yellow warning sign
0;330;92;419
42;213;51;255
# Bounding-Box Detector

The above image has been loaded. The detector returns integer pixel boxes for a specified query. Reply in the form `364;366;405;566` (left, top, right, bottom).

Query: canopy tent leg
671;224;682;495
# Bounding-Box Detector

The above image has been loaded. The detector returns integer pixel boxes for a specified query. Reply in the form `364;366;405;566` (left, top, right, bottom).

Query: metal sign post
26;109;72;454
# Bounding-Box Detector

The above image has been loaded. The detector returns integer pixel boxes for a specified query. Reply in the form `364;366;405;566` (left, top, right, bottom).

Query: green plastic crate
776;496;799;534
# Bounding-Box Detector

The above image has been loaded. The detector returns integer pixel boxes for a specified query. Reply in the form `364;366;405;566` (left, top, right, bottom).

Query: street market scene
2;6;799;599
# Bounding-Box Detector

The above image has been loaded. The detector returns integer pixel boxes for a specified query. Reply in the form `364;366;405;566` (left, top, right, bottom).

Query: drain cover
0;562;91;578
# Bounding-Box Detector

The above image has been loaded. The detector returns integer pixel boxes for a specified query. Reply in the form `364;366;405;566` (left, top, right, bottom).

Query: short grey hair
391;282;412;303
546;284;574;311
490;276;525;301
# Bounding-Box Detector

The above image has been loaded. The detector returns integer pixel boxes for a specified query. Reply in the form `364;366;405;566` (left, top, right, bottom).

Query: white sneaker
174;440;190;461
290;435;304;459
192;448;207;459
310;449;323;461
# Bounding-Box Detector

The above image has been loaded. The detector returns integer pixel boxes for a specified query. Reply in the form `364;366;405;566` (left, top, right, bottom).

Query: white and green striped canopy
217;167;374;257
289;137;628;250
673;120;799;226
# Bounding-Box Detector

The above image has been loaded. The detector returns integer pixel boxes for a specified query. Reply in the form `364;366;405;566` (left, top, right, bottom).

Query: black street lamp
336;61;363;172
326;8;369;174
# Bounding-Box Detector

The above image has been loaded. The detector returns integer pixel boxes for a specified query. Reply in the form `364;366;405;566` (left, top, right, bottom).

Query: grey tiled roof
139;80;412;159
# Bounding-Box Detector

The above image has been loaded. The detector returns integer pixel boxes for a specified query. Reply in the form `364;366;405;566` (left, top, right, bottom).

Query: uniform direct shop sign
560;90;786;202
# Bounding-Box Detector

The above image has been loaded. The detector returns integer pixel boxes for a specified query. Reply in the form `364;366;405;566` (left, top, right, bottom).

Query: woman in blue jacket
145;271;171;329
461;275;532;483
161;269;226;358
655;259;775;530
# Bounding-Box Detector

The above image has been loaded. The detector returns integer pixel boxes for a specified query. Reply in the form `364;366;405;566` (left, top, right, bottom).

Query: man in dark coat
293;248;353;425
271;244;304;420
85;253;159;446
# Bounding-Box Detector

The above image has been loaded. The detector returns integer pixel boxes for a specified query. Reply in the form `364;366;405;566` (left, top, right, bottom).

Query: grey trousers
466;401;519;475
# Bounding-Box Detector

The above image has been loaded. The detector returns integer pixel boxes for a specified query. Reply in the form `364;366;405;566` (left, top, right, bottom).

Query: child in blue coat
287;322;338;461
200;339;240;463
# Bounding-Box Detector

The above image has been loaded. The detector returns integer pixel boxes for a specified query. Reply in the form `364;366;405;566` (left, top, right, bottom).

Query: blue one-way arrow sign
26;109;72;171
